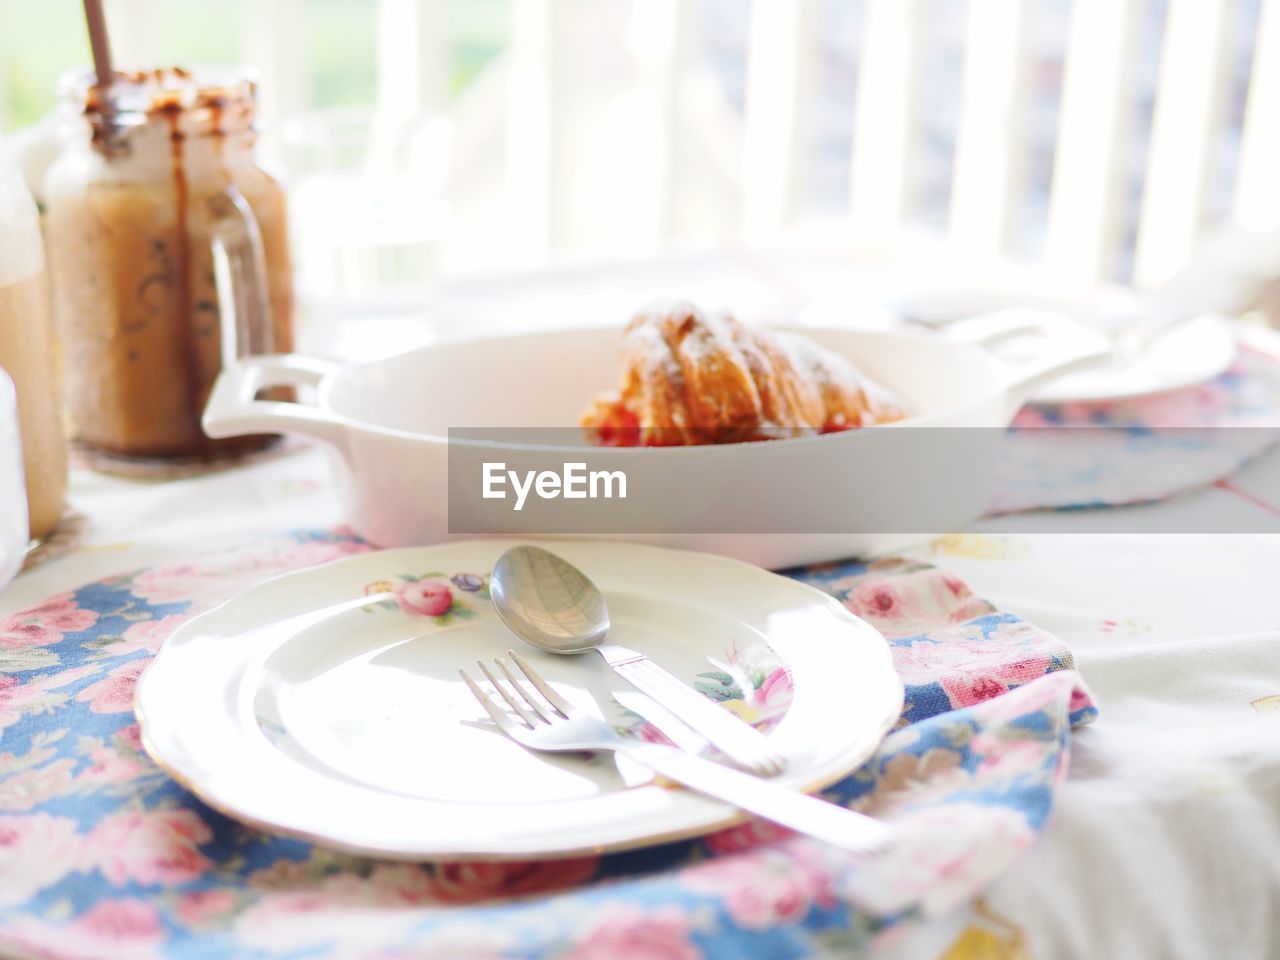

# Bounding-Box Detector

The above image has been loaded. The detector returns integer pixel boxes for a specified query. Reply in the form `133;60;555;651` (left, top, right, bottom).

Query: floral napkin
0;531;1095;959
996;349;1280;512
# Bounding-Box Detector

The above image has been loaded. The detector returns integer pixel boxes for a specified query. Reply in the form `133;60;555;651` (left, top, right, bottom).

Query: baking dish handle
202;354;352;461
941;309;1047;347
943;309;1112;402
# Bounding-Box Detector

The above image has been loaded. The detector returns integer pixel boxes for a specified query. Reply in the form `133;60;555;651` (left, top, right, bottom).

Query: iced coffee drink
44;68;293;458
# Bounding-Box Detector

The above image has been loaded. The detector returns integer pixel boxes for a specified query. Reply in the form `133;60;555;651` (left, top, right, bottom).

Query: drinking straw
82;0;115;90
81;0;117;126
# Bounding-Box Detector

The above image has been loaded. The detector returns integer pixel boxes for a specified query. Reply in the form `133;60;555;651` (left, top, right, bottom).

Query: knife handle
600;643;786;776
637;749;892;856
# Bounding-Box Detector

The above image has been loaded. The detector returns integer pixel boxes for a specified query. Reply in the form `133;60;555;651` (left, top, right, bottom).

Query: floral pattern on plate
361;570;491;623
619;638;794;745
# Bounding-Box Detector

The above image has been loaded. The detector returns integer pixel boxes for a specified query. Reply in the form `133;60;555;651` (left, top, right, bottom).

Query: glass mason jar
0;133;68;539
44;67;294;459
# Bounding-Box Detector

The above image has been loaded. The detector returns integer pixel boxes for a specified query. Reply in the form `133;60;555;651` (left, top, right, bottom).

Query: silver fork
461;651;893;857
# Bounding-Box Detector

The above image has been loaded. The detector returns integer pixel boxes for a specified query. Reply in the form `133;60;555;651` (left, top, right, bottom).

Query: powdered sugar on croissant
581;303;905;446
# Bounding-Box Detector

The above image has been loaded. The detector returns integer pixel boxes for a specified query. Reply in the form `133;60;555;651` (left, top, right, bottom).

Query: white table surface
6;251;1280;958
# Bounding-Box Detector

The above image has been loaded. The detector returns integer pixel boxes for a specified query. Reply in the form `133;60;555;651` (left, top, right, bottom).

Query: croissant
581;304;905;446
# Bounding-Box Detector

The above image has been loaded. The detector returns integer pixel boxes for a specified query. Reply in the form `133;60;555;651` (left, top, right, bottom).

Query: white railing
847;0;924;249
481;0;1278;292
1236;0;1280;230
740;0;815;240
1132;0;1234;288
947;0;1031;261
1044;0;1140;286
5;0;1278;295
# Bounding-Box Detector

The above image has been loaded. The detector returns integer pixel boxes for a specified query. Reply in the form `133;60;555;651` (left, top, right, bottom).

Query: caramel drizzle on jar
153;102;198;449
154;89;230;456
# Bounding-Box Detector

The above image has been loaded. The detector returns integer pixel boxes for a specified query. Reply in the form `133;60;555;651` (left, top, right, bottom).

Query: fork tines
460;650;574;729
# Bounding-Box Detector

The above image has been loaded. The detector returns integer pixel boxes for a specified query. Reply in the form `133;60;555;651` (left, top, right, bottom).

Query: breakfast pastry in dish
581;303;906;446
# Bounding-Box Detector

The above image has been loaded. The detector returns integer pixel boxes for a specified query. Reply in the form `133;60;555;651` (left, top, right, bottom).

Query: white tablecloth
4;438;1278;960
6;249;1280;958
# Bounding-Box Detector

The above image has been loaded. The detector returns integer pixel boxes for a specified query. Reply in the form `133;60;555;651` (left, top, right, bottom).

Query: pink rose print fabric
997;349;1280;512
0;531;1095;959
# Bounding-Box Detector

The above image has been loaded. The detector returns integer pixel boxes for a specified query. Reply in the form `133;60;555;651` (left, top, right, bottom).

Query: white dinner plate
136;540;901;860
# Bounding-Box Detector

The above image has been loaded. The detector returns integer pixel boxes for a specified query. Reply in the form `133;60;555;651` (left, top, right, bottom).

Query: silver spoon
490;544;786;777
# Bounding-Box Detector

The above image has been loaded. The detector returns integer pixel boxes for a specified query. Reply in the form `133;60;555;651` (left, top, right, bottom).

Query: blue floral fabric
0;531;1095;959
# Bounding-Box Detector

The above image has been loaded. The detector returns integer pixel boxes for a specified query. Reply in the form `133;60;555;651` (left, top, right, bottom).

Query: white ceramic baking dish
203;319;1107;567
